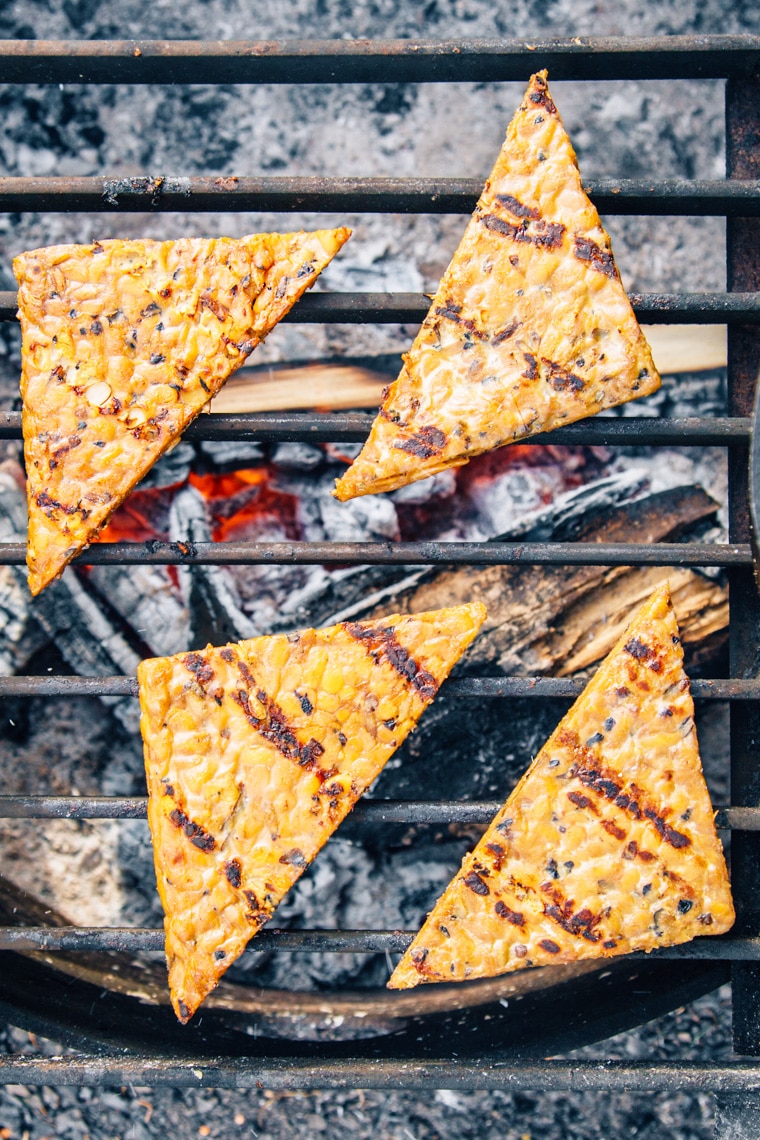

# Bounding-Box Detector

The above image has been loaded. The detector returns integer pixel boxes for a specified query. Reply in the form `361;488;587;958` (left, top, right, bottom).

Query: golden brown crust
388;584;733;990
334;71;660;501
16;228;351;594
138;602;486;1021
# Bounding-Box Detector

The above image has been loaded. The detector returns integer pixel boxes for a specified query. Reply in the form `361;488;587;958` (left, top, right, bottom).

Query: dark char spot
463;871;490;896
168;808;216;853
393;425;447;460
224;859;242;888
494;901;525;926
539;939;561;954
573;235;618;279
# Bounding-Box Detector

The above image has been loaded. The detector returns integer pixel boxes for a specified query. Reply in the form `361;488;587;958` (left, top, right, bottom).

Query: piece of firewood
209;362;391;413
357;485;728;678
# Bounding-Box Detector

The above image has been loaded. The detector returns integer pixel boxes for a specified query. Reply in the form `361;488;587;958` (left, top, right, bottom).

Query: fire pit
0;34;757;1138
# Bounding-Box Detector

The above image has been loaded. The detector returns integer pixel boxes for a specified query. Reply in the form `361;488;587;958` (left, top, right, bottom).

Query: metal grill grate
0;34;759;1108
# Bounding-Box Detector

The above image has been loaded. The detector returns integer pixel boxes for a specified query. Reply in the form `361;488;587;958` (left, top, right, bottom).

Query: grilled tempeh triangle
16;228;350;595
388;584;733;989
334;71;660;501
139;602;486;1022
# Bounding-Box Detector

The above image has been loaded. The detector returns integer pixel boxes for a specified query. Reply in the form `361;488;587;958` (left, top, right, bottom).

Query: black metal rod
0;176;758;216
0;291;756;325
0;675;753;700
0;412;747;446
2;1054;760;1092
0;796;753;828
0;37;756;84
0;926;756;957
0;540;748;568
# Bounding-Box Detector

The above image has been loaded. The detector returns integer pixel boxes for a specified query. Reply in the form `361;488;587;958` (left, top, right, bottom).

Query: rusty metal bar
0;412;747;446
726;70;760;1059
0;675;753;700
0;37;757;85
2;1055;760;1092
0;175;758;216
0;539;748;568
0;290;757;324
0;926;757;957
0;796;753;828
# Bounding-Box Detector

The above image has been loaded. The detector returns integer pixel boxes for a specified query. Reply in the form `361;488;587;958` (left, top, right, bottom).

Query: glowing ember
94;485;181;544
188;467;300;542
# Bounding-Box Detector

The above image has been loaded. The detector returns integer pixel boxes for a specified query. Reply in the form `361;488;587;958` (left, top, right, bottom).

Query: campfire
0;354;731;1009
0;38;753;1109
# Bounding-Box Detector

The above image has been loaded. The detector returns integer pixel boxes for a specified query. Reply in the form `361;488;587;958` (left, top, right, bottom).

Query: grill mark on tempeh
522;352;538;381
168;806;217;853
494;900;525;925
35;490;90;519
479;212;565;250
573;235;618;279
539;938;561;954
541;885;603;943
542;358;586;393
218;648;329;779
463;870;490;896
393;425;447;459
494;193;539;219
434;303;485;338
567;790;597;813
183;651;215;687
566;749;692;850
602;819;627;842
344;622;439;699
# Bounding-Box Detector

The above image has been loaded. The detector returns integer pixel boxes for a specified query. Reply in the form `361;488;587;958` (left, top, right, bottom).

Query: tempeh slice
17;228;350;594
334;71;659;501
139;602;486;1022
388;583;733;989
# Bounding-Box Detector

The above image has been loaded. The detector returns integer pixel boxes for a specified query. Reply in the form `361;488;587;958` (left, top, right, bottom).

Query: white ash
389;469;458;505
196;440;264;468
290;471;400;544
0;465;142;728
492;468;651;542
135;442;194;490
86;562;189;659
270;442;325;471
0;817;129;930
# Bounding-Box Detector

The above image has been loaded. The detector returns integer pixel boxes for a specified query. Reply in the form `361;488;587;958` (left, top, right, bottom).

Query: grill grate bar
2;176;759;216
0;412;748;446
0;676;751;700
0;36;757;84
0;796;752;828
2;1055;760;1093
0;926;757;957
0;540;747;568
0;290;757;324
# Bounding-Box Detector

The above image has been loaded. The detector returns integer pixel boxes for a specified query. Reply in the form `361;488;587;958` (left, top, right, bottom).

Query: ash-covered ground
0;0;758;1136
